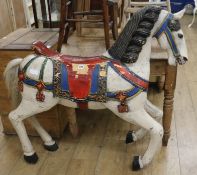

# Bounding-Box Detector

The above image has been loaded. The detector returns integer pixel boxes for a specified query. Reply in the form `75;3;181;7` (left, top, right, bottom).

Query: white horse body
4;8;188;170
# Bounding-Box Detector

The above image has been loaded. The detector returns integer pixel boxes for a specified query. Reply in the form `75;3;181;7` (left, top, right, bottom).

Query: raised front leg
162;65;177;146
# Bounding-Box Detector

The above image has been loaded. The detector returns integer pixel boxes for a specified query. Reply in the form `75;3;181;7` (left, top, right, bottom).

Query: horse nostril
183;57;188;62
178;33;183;39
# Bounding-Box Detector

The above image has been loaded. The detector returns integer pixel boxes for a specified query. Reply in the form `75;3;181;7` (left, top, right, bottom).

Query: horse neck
126;36;152;81
122;10;169;81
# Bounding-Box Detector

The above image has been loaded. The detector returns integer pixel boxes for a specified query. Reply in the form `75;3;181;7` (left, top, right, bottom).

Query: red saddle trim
33;41;106;64
110;60;149;90
33;41;59;57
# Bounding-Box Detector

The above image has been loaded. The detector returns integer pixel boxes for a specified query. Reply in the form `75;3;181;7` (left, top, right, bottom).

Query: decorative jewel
35;81;46;102
116;92;129;113
36;81;45;91
36;91;45;102
18;71;25;81
18;81;23;92
18;71;25;92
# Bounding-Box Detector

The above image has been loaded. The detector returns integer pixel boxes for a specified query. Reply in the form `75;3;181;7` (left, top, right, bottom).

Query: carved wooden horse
4;6;188;170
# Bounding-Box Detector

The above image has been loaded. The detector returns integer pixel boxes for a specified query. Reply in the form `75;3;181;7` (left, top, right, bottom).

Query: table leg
162;64;177;146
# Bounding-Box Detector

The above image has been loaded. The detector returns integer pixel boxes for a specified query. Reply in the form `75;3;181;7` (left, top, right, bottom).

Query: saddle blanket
53;56;108;103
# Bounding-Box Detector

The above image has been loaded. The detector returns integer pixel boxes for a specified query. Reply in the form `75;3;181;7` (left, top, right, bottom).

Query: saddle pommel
32;41;59;57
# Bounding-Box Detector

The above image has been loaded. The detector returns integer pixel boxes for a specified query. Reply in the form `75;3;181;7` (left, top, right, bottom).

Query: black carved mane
108;6;162;63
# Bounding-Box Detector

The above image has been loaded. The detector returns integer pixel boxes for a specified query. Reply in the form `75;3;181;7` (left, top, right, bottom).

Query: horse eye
178;33;183;39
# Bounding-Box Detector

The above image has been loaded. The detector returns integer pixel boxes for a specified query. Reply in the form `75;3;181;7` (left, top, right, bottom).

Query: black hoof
132;156;141;171
44;142;59;152
24;153;38;164
126;130;134;144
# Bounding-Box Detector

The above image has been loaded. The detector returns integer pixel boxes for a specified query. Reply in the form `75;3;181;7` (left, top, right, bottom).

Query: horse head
153;9;188;66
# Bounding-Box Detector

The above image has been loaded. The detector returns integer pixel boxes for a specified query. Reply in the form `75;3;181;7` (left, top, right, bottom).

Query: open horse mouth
177;56;188;65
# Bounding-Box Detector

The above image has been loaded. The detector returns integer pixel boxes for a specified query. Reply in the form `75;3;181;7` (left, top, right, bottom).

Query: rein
153;13;180;58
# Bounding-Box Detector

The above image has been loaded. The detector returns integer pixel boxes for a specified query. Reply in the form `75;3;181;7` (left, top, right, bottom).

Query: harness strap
22;55;39;72
153;14;180;58
23;78;53;91
108;60;149;90
107;86;143;99
107;60;148;112
18;56;52;102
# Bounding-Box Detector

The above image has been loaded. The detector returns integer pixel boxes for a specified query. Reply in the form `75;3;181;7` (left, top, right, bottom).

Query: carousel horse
4;6;188;170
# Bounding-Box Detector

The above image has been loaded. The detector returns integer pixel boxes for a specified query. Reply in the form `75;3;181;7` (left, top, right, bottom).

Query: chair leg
57;0;67;52
102;0;110;49
63;24;70;44
119;0;124;28
111;3;118;40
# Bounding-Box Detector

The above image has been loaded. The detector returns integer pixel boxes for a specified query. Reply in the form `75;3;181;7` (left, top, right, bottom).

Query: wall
0;0;26;38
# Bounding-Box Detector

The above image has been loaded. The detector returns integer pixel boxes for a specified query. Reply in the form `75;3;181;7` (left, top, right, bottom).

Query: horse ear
173;8;186;20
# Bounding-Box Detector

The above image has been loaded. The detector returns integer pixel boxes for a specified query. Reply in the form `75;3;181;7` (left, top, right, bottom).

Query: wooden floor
0;15;197;175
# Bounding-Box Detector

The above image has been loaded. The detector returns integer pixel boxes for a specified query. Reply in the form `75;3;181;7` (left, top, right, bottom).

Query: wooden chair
57;0;121;51
124;0;171;13
123;0;171;26
0;0;76;138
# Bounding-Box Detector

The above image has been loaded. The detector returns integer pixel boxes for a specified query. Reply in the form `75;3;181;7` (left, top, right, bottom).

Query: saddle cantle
29;41;149;111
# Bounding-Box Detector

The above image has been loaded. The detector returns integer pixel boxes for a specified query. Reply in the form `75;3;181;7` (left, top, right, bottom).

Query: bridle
153;13;181;59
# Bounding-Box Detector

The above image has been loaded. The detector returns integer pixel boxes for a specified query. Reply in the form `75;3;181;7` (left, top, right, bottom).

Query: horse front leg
105;101;163;170
126;109;163;170
8;98;58;164
126;99;163;144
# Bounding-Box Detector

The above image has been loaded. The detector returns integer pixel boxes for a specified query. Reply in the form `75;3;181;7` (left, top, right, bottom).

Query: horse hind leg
126;99;163;144
8;98;58;164
27;117;58;151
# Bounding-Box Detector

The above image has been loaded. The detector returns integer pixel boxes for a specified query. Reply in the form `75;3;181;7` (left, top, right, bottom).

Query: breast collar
153;13;180;58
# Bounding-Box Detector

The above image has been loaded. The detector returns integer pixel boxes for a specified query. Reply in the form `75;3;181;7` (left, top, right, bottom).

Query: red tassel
36;91;45;102
18;71;25;92
18;81;23;92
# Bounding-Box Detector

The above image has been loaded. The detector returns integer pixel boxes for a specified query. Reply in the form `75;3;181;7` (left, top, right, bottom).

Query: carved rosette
18;71;25;92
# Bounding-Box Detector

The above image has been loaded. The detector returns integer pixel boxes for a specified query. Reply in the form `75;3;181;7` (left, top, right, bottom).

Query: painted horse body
4;6;188;170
